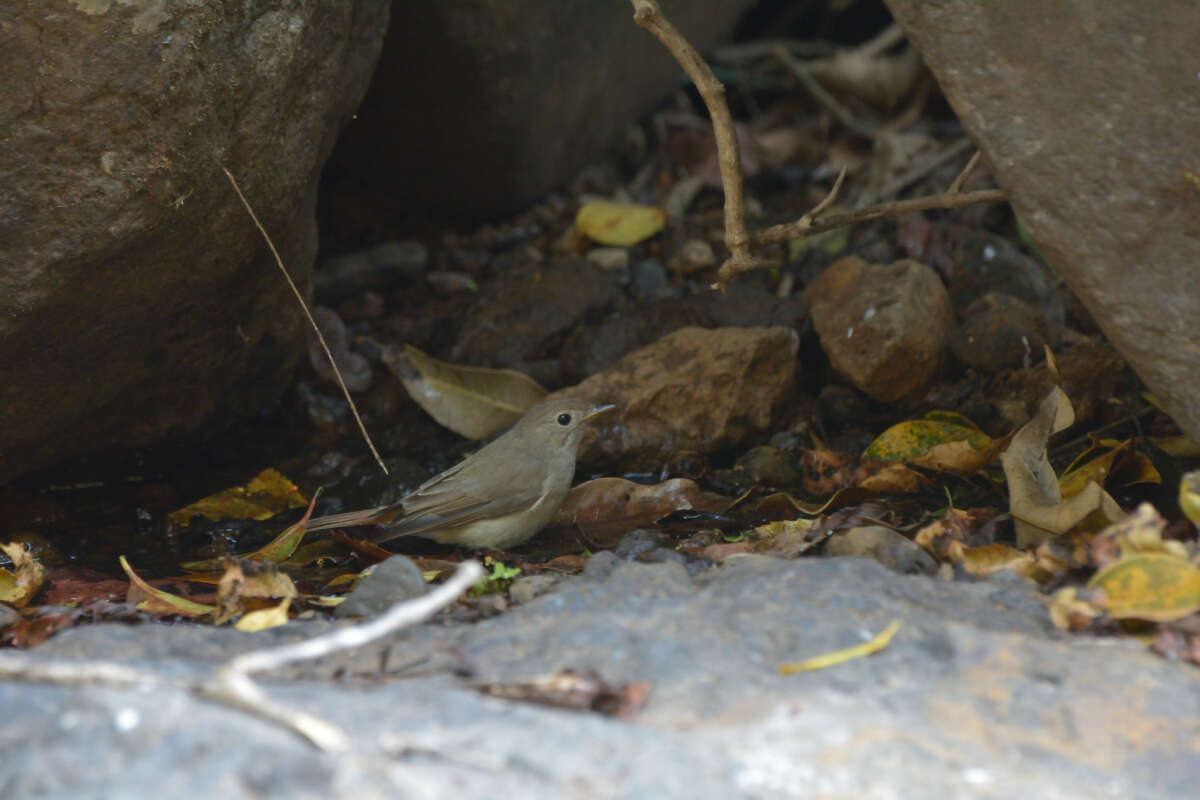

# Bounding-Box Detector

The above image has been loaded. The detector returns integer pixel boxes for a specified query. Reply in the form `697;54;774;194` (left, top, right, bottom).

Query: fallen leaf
551;477;730;547
1001;388;1123;547
120;556;215;618
214;560;298;626
863;414;996;475
1088;552;1200;622
0;542;47;608
168;468;307;526
575;201;665;246
381;343;547;440
234;597;292;632
182;491;320;571
1048;586;1104;631
1181;471;1200;528
779;620;902;674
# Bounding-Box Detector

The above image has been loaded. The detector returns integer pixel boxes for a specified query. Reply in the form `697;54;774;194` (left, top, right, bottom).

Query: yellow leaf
864;417;995;475
1088;552;1200;622
181;490;320;571
0;542;47;608
779;620;901;674
1180;471;1200;527
575;201;665;246
120;556;215;617
168;468;307;526
234;598;292;632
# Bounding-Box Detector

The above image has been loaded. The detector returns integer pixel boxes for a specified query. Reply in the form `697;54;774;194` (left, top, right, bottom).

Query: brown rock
951;293;1049;373
452;260;618;377
561;326;799;468
0;2;387;483
885;0;1200;442
804;257;954;402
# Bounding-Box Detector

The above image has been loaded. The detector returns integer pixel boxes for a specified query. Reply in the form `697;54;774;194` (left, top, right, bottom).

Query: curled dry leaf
214;559;298;626
863;412;998;476
0;542;47;608
382;343;547;440
234;598;293;633
1001;388;1123;547
552;477;729;547
120;556;215;618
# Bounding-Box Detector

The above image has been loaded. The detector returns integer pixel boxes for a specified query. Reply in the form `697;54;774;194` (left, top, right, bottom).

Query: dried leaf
382;343;547;440
1048;586;1104;631
575;201;665;246
1088;553;1200;622
551;477;729;547
1002;388;1123;547
234;598;292;632
168;468;307;526
120;556;215;618
0;542;47;608
779;620;902;674
182;491;319;571
864;414;995;475
1181;471;1200;528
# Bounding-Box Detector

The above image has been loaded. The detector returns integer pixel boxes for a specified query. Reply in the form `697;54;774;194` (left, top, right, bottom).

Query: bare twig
630;0;768;279
629;4;1008;289
0;560;484;751
222;167;388;477
772;45;875;138
753;189;1008;247
856;138;974;207
948;150;983;195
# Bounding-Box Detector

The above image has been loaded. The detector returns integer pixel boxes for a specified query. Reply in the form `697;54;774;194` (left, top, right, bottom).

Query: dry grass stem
221;167;388;477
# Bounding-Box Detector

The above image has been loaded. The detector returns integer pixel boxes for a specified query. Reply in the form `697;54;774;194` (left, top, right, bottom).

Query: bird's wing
371;445;543;542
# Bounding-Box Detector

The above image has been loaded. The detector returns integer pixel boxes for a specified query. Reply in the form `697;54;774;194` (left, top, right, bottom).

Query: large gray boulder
0;1;388;482
884;0;1200;442
327;0;751;221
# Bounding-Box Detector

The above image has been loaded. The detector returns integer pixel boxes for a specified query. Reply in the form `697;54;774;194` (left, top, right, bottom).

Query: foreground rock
885;0;1200;442
5;557;1197;798
561;326;799;469
0;2;387;483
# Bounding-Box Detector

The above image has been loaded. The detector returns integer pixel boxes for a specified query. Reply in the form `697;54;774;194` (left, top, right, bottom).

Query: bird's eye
556;413;572;426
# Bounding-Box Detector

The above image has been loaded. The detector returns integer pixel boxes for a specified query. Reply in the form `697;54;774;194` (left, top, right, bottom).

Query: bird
304;397;615;549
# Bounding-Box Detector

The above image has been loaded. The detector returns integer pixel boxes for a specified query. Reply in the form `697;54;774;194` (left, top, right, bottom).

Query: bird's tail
303;506;389;533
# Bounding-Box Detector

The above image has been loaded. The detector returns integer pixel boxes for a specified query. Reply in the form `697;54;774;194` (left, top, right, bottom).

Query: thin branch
772;45;875;138
0;560;484;752
630;0;767;278
948;150;983;195
856;138;974;207
629;2;1007;290
222;167;389;477
753;189;1008;247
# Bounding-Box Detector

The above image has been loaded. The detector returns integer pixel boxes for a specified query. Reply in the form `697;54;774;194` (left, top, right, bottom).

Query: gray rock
631;258;670;299
886;0;1200;443
508;574;560;606
328;0;750;219
9;557;1199;797
333;555;428;618
0;1;388;483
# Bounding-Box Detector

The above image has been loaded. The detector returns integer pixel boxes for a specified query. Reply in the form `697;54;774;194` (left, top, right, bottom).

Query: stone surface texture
4;557;1198;798
326;0;751;219
805;256;954;402
561;326;800;469
0;1;388;482
884;0;1200;441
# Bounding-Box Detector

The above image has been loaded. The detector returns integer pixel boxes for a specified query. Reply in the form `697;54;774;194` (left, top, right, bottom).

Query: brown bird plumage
304;397;614;549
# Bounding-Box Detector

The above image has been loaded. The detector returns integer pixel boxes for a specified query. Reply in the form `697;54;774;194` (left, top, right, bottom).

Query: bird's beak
583;404;617;422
